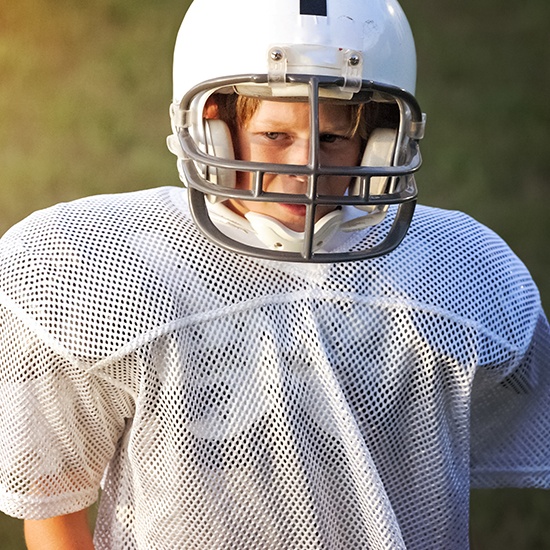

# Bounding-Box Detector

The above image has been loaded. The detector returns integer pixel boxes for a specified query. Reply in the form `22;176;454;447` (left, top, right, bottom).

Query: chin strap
208;201;344;253
245;209;344;253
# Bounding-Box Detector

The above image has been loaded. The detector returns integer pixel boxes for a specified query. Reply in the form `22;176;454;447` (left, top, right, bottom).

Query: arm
24;508;94;550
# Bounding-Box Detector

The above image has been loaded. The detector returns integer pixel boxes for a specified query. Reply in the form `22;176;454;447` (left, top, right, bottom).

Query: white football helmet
167;0;426;262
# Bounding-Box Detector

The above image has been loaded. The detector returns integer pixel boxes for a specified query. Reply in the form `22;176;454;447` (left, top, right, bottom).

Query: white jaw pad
245;208;343;253
204;118;236;193
351;127;397;204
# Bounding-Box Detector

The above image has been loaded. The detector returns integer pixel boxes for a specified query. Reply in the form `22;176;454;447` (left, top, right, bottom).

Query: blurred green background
0;0;548;548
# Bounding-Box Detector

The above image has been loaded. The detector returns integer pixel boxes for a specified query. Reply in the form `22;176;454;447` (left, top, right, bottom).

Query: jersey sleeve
0;302;134;520
0;209;136;520
470;310;550;488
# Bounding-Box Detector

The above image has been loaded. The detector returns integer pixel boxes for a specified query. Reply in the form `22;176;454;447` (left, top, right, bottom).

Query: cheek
320;138;363;167
342;138;364;166
234;132;250;162
233;134;253;190
234;172;249;190
235;169;278;191
318;176;353;195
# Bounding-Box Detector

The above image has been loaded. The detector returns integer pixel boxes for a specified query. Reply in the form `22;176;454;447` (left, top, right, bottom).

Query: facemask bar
173;74;424;262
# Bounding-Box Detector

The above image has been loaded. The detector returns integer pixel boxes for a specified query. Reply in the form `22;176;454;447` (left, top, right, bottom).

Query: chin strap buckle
407;112;427;140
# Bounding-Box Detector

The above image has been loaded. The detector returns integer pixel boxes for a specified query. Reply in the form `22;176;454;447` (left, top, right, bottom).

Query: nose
286;137;310;167
283;138;309;188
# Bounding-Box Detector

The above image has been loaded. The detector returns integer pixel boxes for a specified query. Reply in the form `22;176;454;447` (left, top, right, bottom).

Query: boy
2;0;549;548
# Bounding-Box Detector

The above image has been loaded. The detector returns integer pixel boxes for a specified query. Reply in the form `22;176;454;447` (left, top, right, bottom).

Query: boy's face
227;100;363;232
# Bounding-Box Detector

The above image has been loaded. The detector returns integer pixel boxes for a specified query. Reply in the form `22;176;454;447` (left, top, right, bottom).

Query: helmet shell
173;0;417;103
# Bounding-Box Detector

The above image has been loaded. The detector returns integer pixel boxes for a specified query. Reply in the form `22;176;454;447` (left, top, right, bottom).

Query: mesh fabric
0;186;549;549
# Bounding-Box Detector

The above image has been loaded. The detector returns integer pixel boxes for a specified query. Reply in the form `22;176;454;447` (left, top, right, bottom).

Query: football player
2;1;549;549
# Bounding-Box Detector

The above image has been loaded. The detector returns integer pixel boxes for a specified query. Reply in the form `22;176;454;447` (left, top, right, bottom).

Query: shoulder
0;186;193;259
0;187;199;357
395;204;540;343
4;186;187;235
333;204;541;354
0;186;192;298
408;205;503;247
404;205;531;284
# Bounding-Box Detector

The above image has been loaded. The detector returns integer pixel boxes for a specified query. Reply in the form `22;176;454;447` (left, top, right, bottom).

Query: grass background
0;0;548;547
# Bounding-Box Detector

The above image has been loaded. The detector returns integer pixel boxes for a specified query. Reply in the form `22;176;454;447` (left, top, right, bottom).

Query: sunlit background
1;0;549;547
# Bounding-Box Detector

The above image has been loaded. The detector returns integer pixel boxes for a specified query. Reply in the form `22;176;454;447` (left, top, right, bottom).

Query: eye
263;132;282;140
320;133;346;144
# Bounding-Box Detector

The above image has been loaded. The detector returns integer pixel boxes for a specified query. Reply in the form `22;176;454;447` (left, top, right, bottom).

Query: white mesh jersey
0;186;549;549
